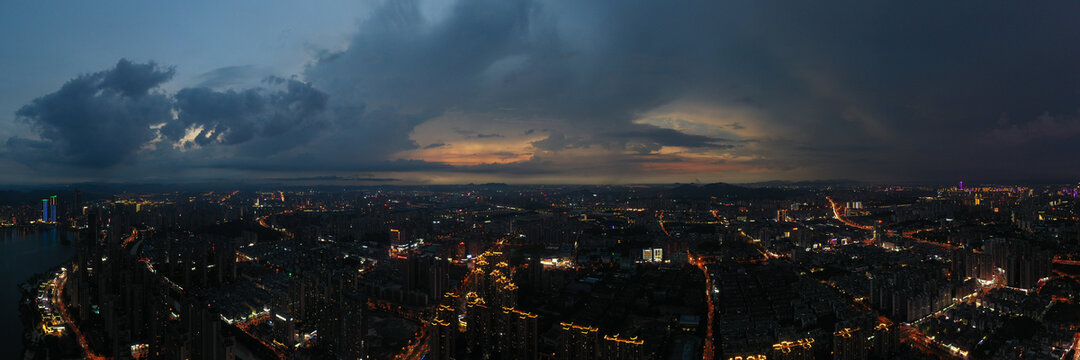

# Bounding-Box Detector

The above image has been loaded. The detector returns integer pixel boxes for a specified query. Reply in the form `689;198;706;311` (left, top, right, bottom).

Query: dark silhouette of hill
663;182;798;200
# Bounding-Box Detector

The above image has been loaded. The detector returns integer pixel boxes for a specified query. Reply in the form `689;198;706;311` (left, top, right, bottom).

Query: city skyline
6;4;1080;358
7;182;1080;359
3;1;1080;185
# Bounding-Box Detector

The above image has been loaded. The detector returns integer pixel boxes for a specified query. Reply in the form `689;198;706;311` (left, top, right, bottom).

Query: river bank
0;228;80;359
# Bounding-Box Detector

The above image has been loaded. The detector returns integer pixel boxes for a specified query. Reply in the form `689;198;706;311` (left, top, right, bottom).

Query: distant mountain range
736;179;865;187
661;182;800;200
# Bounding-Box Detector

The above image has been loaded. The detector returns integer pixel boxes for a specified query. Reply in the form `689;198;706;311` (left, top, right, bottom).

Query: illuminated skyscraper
770;338;814;360
465;297;494;355
560;322;599;360
271;312;295;348
602;334;645;360
870;322;896;358
49;195;57;222
42;198;49;222
431;304;456;360
832;327;866;360
390;229;402;247
500;307;539;360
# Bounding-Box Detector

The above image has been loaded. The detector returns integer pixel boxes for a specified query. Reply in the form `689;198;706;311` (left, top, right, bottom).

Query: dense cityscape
5;1;1080;359
2;182;1078;359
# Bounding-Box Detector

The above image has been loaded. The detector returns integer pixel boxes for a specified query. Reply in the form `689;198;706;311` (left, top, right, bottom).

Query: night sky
3;1;1080;185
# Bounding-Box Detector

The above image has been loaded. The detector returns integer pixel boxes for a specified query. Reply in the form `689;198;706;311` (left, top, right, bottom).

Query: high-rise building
42;198;49;222
870;322;896;358
87;209;100;243
49;195;57;222
405;254;449;300
390;228;402;247
832;327;866;360
770;338;814;360
430;304;457;360
466;297;494;355
602;334;645;360
321;291;366;359
74;188;82;215
559;322;599;360
1005;246;1052;289
500;307;539;360
271;312;296;348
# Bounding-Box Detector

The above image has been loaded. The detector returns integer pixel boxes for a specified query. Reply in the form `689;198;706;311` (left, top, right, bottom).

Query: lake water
0;228;80;359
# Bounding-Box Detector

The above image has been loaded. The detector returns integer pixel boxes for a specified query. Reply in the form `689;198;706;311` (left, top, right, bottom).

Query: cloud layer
5;1;1080;183
10;60;174;168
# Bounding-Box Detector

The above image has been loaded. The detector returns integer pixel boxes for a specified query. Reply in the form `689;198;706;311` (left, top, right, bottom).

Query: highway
51;268;108;360
658;210;714;360
827;197;874;232
1052;255;1080;266
256;209;296;239
827;197;960;250
689;253;716;360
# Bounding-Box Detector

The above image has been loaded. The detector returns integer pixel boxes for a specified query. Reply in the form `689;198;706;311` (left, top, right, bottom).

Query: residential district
5;182;1080;359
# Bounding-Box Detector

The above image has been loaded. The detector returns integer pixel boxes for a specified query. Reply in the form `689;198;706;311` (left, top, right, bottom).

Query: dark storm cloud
458;158;556;175
491;151;521;158
9;1;1080;182
8;59;173;168
599;124;734;150
162;78;328;148
531;131;586;152
530;123;734;155
99;59;176;98
982;112;1080;147
295;0;751;172
306;0;543;111
6;59;334;172
206;158;454;173
423;142;447;149
501;1;1080;180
